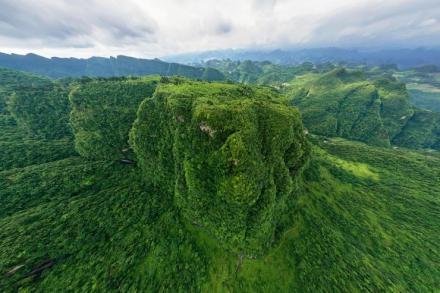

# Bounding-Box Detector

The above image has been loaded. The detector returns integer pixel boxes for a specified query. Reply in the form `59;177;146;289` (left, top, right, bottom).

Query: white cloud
0;0;439;58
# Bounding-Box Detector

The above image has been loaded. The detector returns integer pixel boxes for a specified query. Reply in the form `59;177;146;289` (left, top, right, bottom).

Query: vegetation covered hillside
130;80;310;253
1;71;440;292
1;138;439;291
289;68;440;150
201;59;335;86
0;53;226;81
0;68;76;171
69;76;160;159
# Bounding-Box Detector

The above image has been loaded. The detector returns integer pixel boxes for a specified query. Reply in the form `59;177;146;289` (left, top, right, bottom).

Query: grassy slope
1;137;439;292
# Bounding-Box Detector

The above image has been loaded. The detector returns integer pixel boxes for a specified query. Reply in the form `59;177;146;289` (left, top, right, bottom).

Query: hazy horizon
1;0;439;59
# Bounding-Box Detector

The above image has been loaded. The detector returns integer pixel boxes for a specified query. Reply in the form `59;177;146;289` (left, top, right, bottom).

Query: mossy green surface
130;79;310;253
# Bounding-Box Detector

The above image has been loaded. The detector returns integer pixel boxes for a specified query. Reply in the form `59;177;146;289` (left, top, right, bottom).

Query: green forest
1;63;439;292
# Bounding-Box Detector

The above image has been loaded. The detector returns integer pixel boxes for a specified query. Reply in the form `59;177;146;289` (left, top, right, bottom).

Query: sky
0;0;439;58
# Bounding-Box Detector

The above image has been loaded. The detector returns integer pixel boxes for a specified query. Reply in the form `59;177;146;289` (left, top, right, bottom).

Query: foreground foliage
1;138;439;292
1;68;439;292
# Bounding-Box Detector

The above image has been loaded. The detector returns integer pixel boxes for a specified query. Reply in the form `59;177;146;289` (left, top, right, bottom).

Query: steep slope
289;68;440;149
130;79;310;253
0;67;72;139
1;138;439;292
0;68;53;115
1;78;440;292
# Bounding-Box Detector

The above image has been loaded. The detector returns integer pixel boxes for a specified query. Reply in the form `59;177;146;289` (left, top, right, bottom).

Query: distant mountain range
164;47;440;69
2;48;440;80
0;53;225;80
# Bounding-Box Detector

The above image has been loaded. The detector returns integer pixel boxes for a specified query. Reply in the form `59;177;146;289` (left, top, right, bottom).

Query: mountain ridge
164;47;440;69
0;53;226;80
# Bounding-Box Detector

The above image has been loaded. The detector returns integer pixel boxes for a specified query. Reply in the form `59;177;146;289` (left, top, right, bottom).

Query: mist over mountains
1;47;440;80
164;47;440;69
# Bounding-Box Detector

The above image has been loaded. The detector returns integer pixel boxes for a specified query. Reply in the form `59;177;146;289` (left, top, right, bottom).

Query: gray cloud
0;0;439;57
308;0;440;48
0;0;157;48
214;21;233;35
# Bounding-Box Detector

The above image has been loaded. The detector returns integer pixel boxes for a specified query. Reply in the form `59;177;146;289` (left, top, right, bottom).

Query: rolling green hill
289;68;440;150
1;69;439;292
201;59;332;86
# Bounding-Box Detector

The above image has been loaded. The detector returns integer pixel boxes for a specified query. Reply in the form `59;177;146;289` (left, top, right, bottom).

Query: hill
288;68;440;150
0;68;76;171
1;72;439;291
1;137;439;291
0;53;226;80
394;70;440;112
200;59;323;85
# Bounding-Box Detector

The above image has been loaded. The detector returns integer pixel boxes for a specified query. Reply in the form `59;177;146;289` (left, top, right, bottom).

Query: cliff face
130;79;310;253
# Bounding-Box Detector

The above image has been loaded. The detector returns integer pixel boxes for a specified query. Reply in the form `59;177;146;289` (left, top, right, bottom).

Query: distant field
406;83;440;112
407;82;440;93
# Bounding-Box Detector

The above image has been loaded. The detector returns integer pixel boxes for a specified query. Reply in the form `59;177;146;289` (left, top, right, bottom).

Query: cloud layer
0;0;439;57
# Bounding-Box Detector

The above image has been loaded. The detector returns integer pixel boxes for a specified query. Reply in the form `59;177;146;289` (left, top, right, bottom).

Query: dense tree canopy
69;77;160;159
0;68;71;139
1;66;440;292
130;79;310;253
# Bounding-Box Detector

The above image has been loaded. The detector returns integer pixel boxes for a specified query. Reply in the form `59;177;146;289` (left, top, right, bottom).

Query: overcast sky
0;0;439;58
